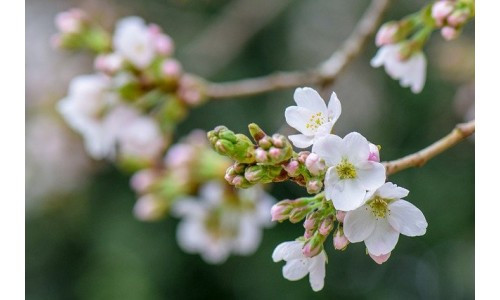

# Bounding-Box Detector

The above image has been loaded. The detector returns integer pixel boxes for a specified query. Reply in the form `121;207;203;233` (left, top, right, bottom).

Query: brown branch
383;120;475;176
204;0;391;99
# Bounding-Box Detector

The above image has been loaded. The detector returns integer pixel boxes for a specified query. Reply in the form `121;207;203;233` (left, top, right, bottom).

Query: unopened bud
244;165;265;183
268;147;281;160
306;179;323;194
305;153;326;176
283;160;300;177
255;148;268;163
304;228;314;239
297;151;310;164
318;217;333;236
369;251;391;264
271;200;293;222
302;233;324;257
208;126;255;163
441;26;459;41
303;212;319;230
231;175;252;188
258;137;272;149
289;207;310;223
130;169;157;193
333;229;349;250
447;10;470;27
133;195;166;221
431;1;454;26
248;123;267;142
272;134;285;148
375;22;398;46
162;59;182;78
55;8;87;34
335;210;346;223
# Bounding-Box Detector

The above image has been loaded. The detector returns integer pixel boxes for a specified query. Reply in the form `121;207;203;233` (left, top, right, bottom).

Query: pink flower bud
302;239;322;257
306;180;322;194
148;24;162;36
431;1;455;26
55;8;86;33
283;160;299;176
133;195;164;221
271;201;292;222
305;153;325;175
130;169;157;193
303;215;316;230
441;26;459;41
333;231;349;250
272;135;284;148
336;210;346;223
94;53;123;74
375;23;398;46
154;34;174;56
368;143;380;162
369;251;391;264
161;59;182;78
255;148;268;163
268;147;281;160
318;217;333;235
297;151;310;164
178;75;204;106
224;172;235;183
304;229;314;239
447;10;469;27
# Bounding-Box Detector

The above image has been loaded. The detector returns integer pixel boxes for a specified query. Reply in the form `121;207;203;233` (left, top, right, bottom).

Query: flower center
368;196;389;218
305;112;326;131
335;159;357;179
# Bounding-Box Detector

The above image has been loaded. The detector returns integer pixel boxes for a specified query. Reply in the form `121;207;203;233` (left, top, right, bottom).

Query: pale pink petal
387;200;427;236
344;205;376;242
293;87;328;113
364;219;399;256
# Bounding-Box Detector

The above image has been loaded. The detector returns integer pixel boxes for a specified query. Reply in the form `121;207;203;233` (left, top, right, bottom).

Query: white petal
293;87;327;113
409;53;426;93
332;179;367;211
288;134;314;148
308;253;326;292
387;200;427;236
376;182;409;199
343;132;371;164
272;241;303;262
199;181;225;206
233;217;262;255
176;219;203;254
327;91;342;125
285;106;315;135
364;219;399;256
171;198;205;218
370;45;394;68
283;258;310;281
315;121;334;138
343;205;376;242
356;161;386;190
311;134;342;166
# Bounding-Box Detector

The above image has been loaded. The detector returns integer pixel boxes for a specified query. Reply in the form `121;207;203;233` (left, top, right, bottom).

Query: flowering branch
204;0;391;99
383;119;475;175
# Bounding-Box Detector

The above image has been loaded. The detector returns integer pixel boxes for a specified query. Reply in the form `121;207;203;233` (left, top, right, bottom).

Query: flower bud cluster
55;11;208;165
431;0;474;41
208;126;256;164
130;130;232;221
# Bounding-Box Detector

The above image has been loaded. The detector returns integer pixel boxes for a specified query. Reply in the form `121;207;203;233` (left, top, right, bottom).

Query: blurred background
26;0;474;299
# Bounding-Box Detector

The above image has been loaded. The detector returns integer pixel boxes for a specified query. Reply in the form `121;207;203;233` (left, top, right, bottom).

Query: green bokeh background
26;0;474;299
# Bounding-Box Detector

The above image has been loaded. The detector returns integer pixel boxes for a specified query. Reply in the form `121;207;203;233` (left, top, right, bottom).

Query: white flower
312;133;386;211
285;87;341;148
343;182;427;256
113;17;156;69
371;44;427;94
172;182;275;264
117;115;165;161
272;240;327;292
57;74;119;159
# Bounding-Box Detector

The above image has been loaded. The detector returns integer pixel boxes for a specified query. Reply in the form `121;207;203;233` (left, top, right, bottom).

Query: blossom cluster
55;11;206;167
129;130;275;263
209;87;428;291
372;0;474;93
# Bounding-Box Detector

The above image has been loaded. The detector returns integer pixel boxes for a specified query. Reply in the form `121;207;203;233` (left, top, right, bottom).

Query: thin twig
383;120;475;175
204;0;391;99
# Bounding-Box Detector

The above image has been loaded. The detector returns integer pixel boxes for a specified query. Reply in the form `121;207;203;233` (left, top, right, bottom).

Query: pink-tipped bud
305;153;325;176
369;251;391;264
304;229;314;239
255;148;268;163
161;59;182;78
368;143;380;162
375;23;398;46
335;210;346;223
333;230;349;250
447;10;469;27
94;53;123;74
148;24;162;36
133;195;164;221
271;135;284;148
155;34;174;56
318;217;333;236
55;8;86;33
302;238;322;257
306;179;323;194
224;172;235;183
297;151;310;164
431;1;455;26
268;147;281;160
303;215;316;230
271;201;293;222
283;160;300;177
441;26;459;41
178;75;204;106
130;169;157;193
